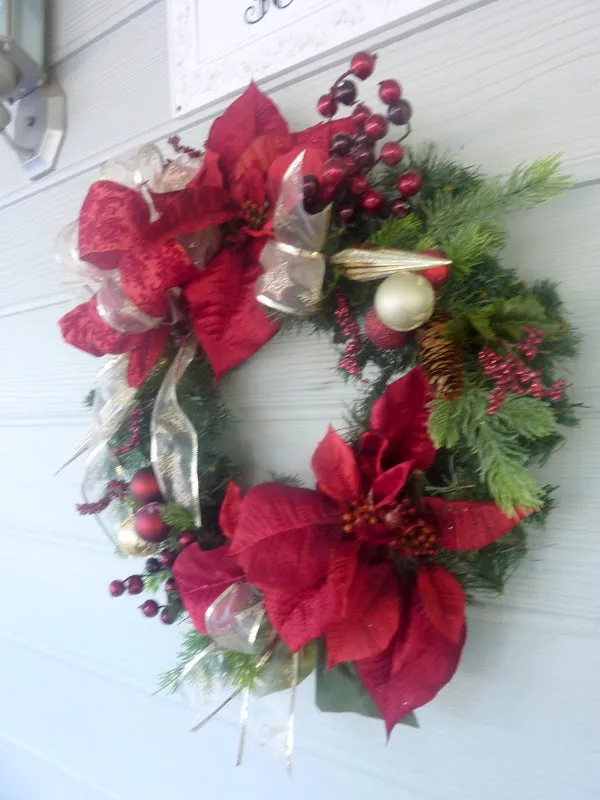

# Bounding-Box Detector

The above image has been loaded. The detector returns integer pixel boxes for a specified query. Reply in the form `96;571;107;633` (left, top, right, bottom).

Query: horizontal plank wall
1;1;599;798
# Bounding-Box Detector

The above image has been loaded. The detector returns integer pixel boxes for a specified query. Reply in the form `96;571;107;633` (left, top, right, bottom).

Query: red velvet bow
173;368;530;734
59;83;354;386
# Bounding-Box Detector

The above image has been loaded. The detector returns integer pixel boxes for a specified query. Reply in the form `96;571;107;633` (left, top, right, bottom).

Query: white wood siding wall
1;1;599;797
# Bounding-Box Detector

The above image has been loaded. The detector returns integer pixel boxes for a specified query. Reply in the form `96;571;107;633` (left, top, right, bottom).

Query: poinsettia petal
326;539;360;616
218;481;243;540
173;544;244;634
372;461;413;507
357;432;389;484
312;426;361;504
357;591;466;735
184;241;279;381
267;146;328;205
263;581;337;653
126;327;169;388
417;565;465;644
79;181;149;270
326;561;401;669
230;482;342;591
293;118;355;153
424;497;531;551
370;367;435;471
207;83;289;181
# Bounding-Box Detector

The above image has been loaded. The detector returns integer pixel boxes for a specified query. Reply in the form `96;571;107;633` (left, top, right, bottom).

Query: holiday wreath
57;52;579;749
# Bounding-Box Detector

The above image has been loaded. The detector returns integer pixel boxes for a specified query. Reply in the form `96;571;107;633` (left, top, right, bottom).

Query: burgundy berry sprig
479;327;567;415
308;51;421;224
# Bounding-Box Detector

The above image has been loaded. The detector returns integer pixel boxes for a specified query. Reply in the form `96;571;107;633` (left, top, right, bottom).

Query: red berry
352;143;376;169
320;157;346;187
129;467;162;505
160;609;175;625
140;600;159;618
362;190;386;214
330;133;353;157
397;170;422;197
364;113;388;141
338;205;356;224
391;198;411;218
342;154;359;176
134;503;169;543
378;79;402;105
303;174;319;200
351;103;371;129
351;52;377;80
388;100;413;126
145;557;162;574
381;141;404;166
158;549;177;568
317;93;337;118
178;531;196;548
333;79;357;106
109;579;125;598
125;575;144;595
350;175;370;195
365;308;411;349
418;249;451;288
165;578;177;593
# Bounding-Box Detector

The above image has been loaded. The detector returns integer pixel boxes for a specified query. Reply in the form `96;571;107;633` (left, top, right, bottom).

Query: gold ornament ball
117;517;159;557
374;271;435;332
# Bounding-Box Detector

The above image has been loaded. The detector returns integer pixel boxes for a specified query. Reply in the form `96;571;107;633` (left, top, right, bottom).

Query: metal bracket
12;76;66;179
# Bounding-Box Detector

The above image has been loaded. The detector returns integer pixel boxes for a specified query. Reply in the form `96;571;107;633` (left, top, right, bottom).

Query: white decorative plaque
167;0;440;116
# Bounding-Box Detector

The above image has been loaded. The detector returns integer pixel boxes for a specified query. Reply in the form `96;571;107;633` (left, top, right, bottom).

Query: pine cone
416;312;464;401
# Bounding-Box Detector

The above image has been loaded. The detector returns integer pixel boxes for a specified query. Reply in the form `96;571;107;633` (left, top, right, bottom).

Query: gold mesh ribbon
255;151;331;316
331;247;452;281
150;336;201;527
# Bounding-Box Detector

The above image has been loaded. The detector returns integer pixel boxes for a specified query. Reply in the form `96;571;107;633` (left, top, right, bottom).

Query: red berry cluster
335;292;362;376
76;479;128;516
479;328;567;415
167;135;202;160
109;548;181;624
112;407;144;457
309;51;420;222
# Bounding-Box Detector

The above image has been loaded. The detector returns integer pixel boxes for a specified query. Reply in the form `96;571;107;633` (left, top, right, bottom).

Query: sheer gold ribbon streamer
255;151;331;316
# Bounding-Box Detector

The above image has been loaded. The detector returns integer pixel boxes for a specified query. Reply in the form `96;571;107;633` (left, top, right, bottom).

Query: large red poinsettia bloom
60;84;354;385
184;83;355;379
174;368;528;733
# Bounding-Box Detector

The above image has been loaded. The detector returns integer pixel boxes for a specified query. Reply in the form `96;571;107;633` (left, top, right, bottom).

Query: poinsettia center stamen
386;497;440;558
240;198;270;231
342;499;379;534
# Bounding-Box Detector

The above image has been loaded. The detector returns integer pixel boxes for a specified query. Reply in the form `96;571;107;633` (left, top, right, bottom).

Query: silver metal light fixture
0;0;66;179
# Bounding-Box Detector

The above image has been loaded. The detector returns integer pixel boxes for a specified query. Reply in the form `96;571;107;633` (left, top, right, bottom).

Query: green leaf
315;646;418;727
367;215;423;250
496;395;557;440
467;310;497;340
161;503;195;532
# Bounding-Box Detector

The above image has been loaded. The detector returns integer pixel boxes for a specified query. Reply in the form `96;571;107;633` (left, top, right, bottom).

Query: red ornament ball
381;141;404;167
362;190;386;214
129;467;162;505
350;175;370;195
378;79;402;105
109;579;125;597
317;93;337;118
134;503;169;543
178;531;196;548
140;599;159;618
364;113;389;141
351;51;377;80
397;170;422;197
418;249;452;288
351;103;371;129
320;157;346;187
365;308;411;350
125;575;144;595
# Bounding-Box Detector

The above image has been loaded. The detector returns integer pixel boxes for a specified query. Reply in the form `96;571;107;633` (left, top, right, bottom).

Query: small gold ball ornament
374;272;435;332
117;516;159;557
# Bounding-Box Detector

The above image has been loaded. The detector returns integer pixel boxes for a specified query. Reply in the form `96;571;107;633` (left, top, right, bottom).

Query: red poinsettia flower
174;368;529;733
184;83;355;380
